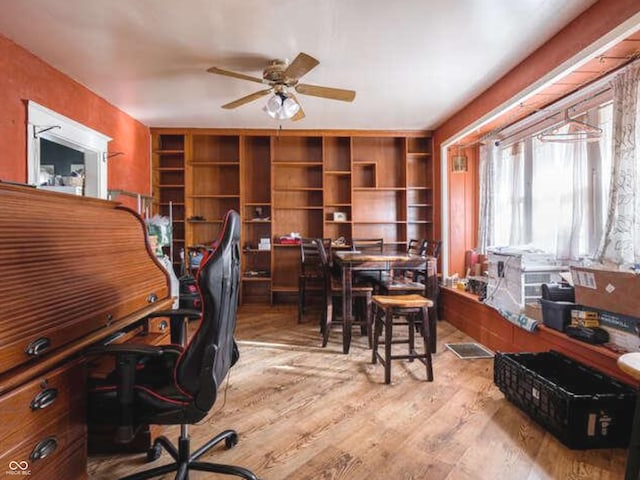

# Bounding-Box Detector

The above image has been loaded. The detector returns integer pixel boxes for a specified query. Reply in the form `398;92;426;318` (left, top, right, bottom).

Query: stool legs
371;304;433;384
383;307;393;384
420;306;434;381
297;276;305;323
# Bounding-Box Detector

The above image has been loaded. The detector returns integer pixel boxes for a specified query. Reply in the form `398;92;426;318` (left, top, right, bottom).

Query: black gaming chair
87;210;258;480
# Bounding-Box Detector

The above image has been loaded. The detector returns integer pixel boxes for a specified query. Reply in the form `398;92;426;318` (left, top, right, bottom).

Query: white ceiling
0;0;598;130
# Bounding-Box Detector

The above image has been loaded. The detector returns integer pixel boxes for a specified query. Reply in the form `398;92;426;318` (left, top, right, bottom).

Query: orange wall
0;33;150;209
434;0;640;275
447;146;478;276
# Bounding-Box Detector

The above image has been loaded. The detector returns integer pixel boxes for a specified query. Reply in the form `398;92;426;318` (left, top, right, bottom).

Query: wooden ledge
440;287;639;387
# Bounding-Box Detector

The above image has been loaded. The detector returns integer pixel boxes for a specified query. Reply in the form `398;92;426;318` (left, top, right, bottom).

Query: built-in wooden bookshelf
241;136;272;304
151;133;186;274
151;129;434;304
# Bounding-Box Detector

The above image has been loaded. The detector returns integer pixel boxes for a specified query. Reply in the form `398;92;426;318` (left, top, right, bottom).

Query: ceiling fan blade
284;52;319;80
295;83;356;102
221;89;272;109
291;106;306;122
289;94;306;121
207;66;266;84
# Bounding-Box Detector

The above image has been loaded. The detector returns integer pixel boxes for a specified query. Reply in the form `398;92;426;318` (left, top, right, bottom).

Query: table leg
342;266;353;354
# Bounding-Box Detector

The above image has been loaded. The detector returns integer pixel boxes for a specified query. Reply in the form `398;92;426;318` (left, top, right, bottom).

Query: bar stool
618;353;640;480
371;294;434;384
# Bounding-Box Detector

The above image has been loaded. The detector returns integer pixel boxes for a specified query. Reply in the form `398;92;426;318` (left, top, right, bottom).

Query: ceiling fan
207;52;356;121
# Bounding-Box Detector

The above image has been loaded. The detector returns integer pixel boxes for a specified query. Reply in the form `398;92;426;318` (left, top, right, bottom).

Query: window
491;102;613;260
27;101;111;199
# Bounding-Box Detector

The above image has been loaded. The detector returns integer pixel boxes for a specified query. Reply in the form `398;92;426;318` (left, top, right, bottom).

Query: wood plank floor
87;305;628;479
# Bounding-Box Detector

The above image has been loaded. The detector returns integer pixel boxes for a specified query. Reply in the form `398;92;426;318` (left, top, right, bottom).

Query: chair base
121;428;258;480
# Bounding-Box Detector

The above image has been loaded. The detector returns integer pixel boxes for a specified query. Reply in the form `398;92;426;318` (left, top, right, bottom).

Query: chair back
300;238;324;277
315;239;333;301
425;240;442;259
353;238;384;253
175;210;241;411
407;239;425;256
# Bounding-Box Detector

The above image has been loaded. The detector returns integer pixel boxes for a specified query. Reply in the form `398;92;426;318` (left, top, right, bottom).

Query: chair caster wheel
225;432;239;449
146;444;162;462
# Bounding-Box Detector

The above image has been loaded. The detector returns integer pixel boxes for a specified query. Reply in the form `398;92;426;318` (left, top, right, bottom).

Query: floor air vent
445;342;494;359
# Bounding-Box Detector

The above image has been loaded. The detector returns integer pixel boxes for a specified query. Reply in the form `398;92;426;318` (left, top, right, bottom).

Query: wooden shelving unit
241;136;271;304
186;135;240;258
152;133;186;274
406;136;434;241
151;129;434;304
271;136;323;301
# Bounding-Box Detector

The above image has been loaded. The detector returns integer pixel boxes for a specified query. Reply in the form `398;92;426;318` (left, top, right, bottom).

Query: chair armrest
85;343;166;358
145;309;201;321
143;309;201;345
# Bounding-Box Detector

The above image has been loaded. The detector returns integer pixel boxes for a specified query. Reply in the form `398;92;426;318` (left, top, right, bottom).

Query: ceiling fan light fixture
263;92;300;120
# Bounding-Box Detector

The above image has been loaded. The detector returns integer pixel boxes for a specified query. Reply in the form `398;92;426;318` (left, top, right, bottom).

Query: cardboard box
570;309;599;328
580;306;640;352
570;266;640;319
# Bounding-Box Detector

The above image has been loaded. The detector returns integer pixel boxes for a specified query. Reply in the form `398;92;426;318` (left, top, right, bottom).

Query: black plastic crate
494;350;636;449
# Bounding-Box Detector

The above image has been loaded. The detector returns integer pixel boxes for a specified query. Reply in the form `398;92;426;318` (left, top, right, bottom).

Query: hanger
537;109;602;143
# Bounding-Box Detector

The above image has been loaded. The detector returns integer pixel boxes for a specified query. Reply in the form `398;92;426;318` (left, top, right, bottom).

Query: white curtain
597;64;640;266
493;141;525;246
531;128;590;260
476;141;496;253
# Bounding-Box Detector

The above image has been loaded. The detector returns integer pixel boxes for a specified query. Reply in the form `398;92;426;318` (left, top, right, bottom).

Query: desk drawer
0;359;85;454
0;414;86;478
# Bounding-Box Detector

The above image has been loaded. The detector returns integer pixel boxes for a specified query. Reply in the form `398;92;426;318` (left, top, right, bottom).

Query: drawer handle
25;337;51;357
30;436;58;462
30;388;58;410
147;293;158;303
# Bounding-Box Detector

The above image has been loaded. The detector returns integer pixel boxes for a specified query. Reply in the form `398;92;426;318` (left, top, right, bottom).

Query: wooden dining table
333;250;437;354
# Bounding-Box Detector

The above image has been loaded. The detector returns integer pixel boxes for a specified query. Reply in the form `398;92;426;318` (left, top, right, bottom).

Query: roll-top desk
0;183;173;478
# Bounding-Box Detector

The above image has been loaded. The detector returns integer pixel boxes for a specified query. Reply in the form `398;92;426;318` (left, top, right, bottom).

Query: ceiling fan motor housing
263;60;296;86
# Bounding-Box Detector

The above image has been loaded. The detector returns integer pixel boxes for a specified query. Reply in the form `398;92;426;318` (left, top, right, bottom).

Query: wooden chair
352;238;384;253
298;238;325;323
424;240;442;260
406;239;424;256
420;239;442;323
371;294;434;384
352;238;384;284
318;240;373;350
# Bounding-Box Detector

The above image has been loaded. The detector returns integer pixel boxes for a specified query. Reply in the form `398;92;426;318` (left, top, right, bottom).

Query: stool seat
373;294;433;309
371;295;434;384
618;353;640;381
618;352;640;480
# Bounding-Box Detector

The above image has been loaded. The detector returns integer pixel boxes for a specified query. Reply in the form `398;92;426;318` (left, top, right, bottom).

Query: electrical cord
484;255;515;304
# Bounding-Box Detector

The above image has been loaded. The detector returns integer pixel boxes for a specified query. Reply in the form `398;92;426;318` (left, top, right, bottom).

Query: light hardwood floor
87;305;628;479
